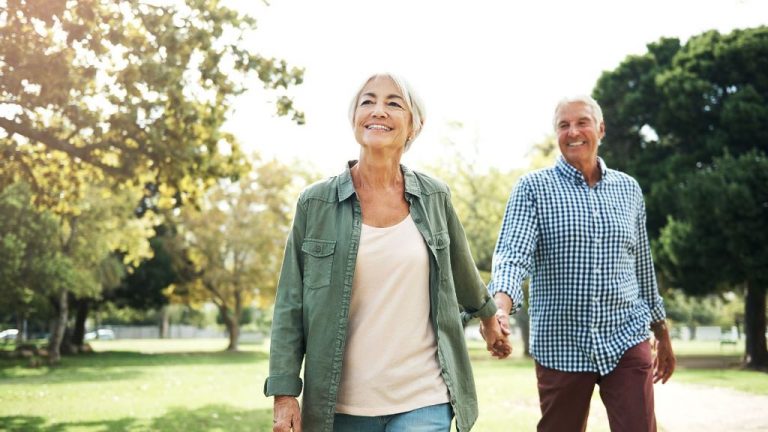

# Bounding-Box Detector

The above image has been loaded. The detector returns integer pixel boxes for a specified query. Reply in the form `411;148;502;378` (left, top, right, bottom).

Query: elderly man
487;96;675;432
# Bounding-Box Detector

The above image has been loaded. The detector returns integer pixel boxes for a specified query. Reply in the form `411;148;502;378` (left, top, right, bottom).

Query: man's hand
651;320;676;384
479;292;515;359
273;395;302;432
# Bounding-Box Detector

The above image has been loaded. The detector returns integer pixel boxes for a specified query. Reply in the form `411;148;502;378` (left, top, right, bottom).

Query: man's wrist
493;292;514;315
650;320;669;339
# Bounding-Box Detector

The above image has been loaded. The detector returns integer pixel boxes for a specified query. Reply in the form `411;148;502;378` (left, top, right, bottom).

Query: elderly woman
265;73;511;432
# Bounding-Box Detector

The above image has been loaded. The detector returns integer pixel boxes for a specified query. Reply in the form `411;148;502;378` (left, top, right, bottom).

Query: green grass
0;339;273;431
0;338;766;431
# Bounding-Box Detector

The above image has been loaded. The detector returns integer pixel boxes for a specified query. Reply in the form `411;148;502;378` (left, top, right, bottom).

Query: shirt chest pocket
301;239;336;289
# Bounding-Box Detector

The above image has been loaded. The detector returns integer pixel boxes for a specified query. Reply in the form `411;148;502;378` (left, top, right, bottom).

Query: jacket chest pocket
302;239;336;289
428;231;451;266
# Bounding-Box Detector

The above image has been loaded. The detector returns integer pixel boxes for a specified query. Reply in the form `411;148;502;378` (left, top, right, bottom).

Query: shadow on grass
0;350;268;383
0;405;273;431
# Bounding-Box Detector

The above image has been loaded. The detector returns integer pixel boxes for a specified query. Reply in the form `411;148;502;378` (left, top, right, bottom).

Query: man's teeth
568;141;585;147
367;125;391;131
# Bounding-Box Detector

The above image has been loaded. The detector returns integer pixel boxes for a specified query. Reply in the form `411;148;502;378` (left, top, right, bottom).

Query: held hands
479;309;513;359
273;396;302;432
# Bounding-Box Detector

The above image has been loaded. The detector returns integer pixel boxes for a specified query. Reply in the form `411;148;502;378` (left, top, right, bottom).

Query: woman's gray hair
552;95;604;131
348;73;426;152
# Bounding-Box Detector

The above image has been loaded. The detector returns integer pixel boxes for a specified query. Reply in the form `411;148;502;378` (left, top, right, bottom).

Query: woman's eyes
359;100;404;108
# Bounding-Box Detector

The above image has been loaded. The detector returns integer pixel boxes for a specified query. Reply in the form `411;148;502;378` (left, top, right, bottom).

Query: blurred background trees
0;0;304;362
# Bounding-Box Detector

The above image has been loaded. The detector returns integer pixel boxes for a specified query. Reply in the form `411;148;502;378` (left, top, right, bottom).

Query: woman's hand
273;396;302;432
479;312;513;359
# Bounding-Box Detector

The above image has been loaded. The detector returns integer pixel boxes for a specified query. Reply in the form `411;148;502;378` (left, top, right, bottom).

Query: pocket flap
430;232;451;250
301;239;336;257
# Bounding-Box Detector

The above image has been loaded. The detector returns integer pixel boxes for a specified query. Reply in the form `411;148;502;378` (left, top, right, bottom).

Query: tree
46;183;155;362
594;26;768;368
108;227;177;338
656;151;768;366
167;158;297;351
0;0;303;209
0;182;72;345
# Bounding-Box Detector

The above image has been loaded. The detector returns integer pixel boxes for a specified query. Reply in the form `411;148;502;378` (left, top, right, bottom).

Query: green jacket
264;162;496;431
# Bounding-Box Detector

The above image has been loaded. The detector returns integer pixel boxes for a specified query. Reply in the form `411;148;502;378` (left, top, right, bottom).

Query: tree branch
0;117;131;178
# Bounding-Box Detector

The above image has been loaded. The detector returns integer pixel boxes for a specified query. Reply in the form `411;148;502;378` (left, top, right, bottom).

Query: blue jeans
333;403;453;432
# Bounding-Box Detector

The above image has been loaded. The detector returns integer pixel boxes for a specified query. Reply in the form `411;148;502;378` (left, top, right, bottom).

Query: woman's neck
352;152;403;190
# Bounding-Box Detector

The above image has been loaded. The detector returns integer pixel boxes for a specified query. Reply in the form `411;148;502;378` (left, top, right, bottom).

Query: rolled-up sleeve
264;198;307;397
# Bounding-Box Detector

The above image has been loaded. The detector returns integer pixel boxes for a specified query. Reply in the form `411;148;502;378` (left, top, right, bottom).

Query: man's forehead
556;102;594;120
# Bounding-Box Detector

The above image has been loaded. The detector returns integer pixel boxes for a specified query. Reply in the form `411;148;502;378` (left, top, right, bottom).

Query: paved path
654;382;768;431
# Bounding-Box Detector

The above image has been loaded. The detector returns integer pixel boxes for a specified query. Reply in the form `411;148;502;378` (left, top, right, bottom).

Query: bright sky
224;0;767;175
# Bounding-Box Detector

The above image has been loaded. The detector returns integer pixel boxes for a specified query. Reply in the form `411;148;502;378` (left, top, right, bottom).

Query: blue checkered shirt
490;156;666;376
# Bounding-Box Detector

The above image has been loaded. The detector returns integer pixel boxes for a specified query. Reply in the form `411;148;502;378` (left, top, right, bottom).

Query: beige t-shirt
335;214;449;416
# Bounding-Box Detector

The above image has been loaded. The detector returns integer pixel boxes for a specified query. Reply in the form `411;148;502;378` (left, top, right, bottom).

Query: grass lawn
0;338;766;431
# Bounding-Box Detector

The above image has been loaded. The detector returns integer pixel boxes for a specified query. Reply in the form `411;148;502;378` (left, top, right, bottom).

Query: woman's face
353;76;413;152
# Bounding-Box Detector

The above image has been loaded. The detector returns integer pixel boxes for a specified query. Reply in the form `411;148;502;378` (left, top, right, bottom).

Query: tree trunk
220;306;239;352
14;314;26;344
159;305;170;339
744;282;768;369
72;298;89;347
48;289;69;364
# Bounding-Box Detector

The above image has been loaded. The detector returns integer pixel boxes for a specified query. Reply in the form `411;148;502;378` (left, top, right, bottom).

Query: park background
1;0;767;430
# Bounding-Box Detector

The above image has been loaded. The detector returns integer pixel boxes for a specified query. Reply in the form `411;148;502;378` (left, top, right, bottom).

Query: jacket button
427;239;433;245
315;245;321;252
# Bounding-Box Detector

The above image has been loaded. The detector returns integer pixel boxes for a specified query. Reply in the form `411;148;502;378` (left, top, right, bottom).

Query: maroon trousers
535;340;656;432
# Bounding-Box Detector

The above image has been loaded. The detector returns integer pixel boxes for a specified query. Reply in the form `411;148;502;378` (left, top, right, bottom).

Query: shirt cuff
264;375;303;397
649;303;666;323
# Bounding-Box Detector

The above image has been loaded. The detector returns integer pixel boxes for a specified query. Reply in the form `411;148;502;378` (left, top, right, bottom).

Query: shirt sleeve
491;177;537;314
445;188;497;319
264;197;307;397
635;189;666;322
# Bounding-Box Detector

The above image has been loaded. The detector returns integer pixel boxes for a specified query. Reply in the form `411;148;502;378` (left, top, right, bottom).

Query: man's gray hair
348;73;426;152
552;95;604;131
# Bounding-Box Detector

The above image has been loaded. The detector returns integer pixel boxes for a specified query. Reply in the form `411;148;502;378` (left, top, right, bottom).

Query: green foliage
0;0;304;209
164;157;306;347
0;183;74;320
655;151;768;293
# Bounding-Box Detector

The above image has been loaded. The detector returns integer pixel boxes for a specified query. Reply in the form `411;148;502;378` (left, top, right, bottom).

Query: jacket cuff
469;297;497;319
263;375;303;397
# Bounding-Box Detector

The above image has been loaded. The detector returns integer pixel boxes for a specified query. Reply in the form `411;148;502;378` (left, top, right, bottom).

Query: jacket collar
337;160;422;202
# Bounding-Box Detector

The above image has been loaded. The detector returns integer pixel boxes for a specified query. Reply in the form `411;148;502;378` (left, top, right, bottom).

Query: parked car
0;328;19;343
85;329;115;340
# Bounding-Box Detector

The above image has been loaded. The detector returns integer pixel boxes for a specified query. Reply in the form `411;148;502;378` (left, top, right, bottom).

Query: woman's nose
372;102;387;117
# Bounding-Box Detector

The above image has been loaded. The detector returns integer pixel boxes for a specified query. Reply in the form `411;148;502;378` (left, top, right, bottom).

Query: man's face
555;102;605;169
